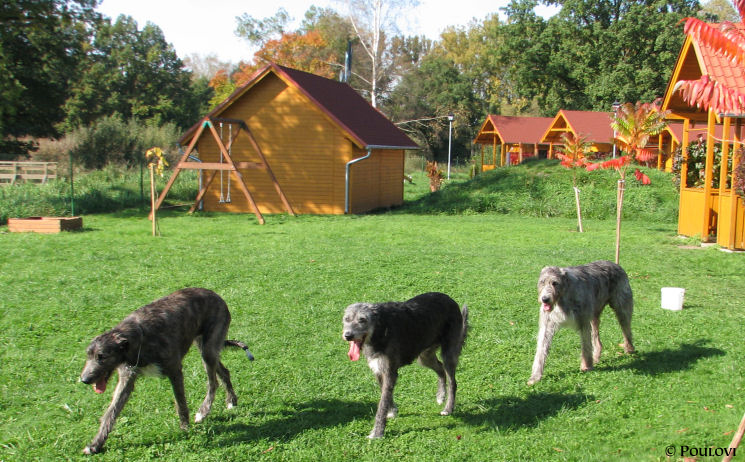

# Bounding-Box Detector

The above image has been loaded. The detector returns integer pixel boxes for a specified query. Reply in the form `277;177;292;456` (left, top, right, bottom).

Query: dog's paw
440;410;451;416
194;412;204;423
226;402;235;410
527;377;539;386
83;445;99;455
367;431;384;439
386;407;398;419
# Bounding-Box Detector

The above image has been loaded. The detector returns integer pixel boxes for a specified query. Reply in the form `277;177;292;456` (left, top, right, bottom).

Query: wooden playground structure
151;117;295;225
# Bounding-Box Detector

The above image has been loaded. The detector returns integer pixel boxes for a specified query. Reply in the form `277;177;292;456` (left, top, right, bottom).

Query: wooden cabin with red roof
662;26;745;249
540;110;616;158
178;63;419;215
473;115;553;170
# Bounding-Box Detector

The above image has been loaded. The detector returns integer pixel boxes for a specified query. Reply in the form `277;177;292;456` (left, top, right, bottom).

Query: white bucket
661;287;685;311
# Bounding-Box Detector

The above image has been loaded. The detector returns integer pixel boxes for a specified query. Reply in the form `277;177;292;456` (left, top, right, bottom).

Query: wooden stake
723;412;745;462
574;186;584;233
615;179;625;264
150;164;157;236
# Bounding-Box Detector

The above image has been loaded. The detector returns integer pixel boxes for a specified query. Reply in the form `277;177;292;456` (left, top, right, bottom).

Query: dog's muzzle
540;295;554;312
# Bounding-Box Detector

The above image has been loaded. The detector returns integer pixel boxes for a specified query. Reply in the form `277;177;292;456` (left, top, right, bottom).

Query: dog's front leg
579;322;594;372
167;368;190;430
528;315;557;385
84;367;137;455
369;368;398;439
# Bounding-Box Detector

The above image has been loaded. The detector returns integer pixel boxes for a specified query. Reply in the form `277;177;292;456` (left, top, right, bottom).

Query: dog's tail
225;339;255;361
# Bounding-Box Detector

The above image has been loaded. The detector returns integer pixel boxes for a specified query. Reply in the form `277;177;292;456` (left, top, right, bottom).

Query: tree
675;0;745;113
383;55;478;161
0;0;100;158
235;7;291;48
234;7;352;83
580;101;667;263
336;0;419;107
254;31;338;79
610;100;670;164
61;15;208;131
700;0;740;22
497;0;699;115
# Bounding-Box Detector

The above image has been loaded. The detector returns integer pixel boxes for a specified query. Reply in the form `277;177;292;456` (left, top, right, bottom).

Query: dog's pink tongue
542;303;552;312
348;340;361;361
93;380;107;394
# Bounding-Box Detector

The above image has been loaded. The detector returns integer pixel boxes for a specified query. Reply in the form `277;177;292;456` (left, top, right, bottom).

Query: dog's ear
112;331;129;350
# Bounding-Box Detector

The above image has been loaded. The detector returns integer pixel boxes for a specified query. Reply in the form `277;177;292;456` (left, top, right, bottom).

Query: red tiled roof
557;110;615;143
476;115;553;144
693;26;745;95
181;63;418;150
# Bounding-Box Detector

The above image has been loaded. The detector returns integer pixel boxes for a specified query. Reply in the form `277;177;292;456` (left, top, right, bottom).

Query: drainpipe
345;147;372;214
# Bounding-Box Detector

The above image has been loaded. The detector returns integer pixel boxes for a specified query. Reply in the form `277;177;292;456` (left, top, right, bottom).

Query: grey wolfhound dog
528;260;635;385
79;288;254;454
342;292;468;438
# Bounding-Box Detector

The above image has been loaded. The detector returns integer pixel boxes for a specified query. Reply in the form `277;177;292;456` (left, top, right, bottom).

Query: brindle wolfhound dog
342;292;468;439
79;288;254;454
528;261;635;385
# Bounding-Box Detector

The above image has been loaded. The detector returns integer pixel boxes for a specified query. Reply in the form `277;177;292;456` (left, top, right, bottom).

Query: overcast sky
95;0;558;64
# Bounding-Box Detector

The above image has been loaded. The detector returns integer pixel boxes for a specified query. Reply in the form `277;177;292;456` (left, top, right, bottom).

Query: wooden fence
0;162;57;185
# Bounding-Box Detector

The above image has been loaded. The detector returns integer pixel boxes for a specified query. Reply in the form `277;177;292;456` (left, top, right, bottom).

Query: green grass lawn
1;207;743;461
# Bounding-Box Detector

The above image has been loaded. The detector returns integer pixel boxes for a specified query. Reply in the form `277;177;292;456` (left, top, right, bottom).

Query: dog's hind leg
613;305;635;354
611;282;636;354
591;316;602;364
84;367;137;455
440;354;457;416
579;322;594;372
195;352;219;423
418;346;447;404
216;361;238;409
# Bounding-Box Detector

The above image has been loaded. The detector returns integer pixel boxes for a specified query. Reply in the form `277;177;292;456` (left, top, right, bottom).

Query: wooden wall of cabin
196;73;353;215
348;148;404;214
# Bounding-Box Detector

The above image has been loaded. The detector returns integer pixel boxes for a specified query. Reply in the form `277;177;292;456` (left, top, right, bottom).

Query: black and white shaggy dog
528;261;635;385
79;288;254;454
342;292;468;438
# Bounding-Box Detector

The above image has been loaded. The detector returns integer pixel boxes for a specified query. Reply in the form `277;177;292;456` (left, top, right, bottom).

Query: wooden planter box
8;216;82;233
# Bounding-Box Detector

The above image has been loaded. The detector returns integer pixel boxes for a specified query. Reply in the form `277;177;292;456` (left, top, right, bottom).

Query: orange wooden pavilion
472;115;553;170
662;26;745;249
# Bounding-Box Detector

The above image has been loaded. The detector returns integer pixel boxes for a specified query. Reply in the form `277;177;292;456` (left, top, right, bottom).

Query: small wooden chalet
473;115;553;170
177;63;419;216
662;26;745;249
540;110;616;158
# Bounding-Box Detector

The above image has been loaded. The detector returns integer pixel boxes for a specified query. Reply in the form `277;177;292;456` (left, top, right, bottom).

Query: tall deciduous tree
61;15;208;131
337;0;419;107
0;0;100;157
383;55;478;160
497;0;698;115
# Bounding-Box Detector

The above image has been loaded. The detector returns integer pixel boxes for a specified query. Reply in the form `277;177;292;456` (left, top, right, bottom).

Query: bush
69;115;181;169
671;141;731;189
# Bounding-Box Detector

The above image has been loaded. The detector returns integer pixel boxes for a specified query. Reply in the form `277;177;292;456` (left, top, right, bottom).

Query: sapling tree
555;132;592;232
